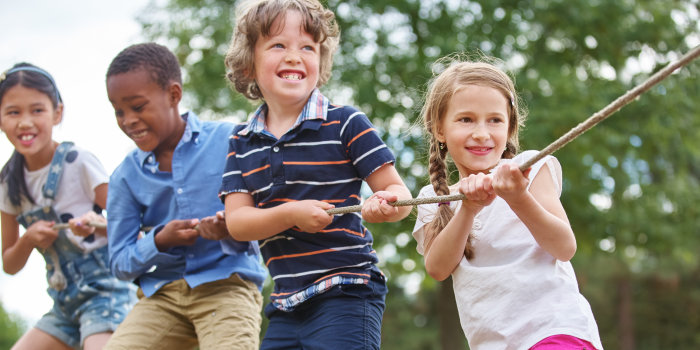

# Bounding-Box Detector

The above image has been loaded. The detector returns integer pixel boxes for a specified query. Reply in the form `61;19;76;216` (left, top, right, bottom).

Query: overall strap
42;141;74;200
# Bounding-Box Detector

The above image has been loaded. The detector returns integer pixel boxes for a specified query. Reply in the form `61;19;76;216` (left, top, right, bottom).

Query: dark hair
106;42;182;90
0;62;63;206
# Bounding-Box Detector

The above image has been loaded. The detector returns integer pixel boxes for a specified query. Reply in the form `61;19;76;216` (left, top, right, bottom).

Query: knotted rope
327;45;700;215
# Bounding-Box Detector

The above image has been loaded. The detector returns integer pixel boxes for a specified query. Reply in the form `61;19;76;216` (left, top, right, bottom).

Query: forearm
424;207;475;281
384;183;413;222
507;194;577;261
226;204;296;241
2;236;35;274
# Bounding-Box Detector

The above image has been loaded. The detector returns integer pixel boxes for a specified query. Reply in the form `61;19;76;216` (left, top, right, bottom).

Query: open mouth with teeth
18;134;36;146
129;130;148;140
279;71;304;81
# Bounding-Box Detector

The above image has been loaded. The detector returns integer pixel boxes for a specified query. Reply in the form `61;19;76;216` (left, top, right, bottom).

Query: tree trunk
618;276;635;350
438;277;466;349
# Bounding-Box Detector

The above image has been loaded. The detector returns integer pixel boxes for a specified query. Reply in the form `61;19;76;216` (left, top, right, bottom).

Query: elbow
3;266;18;275
556;239;577;262
425;263;450;282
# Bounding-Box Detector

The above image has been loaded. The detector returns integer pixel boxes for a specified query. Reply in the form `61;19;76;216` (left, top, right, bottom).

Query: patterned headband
0;66;62;103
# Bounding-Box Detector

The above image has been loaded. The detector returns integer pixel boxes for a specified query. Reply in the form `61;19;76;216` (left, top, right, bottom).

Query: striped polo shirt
219;89;395;311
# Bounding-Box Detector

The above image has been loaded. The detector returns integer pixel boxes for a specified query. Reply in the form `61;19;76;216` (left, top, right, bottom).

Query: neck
24;141;58;171
264;100;305;139
154;114;187;172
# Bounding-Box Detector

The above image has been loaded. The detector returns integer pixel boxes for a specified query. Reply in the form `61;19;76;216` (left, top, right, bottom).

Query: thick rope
327;45;700;215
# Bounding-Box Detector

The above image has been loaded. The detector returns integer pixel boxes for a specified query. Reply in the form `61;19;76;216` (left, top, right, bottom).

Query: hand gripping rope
326;45;700;215
56;45;699;226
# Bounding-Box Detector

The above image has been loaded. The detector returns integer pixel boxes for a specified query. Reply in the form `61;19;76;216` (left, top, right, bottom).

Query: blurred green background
3;1;698;349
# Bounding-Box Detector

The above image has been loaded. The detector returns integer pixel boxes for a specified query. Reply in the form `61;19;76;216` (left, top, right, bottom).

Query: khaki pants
105;274;263;350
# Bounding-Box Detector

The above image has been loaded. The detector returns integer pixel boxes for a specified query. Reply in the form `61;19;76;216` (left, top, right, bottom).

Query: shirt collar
138;111;201;167
237;89;328;136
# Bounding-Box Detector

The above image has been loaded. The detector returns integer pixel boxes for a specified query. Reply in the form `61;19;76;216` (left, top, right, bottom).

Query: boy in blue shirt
219;1;412;349
104;42;267;350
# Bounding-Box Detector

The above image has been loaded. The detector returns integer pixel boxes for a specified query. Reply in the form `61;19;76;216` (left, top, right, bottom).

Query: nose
18;113;32;129
471;123;489;140
285;53;301;64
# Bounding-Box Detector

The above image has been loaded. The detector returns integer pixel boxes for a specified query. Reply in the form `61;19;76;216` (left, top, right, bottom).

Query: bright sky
0;0;151;325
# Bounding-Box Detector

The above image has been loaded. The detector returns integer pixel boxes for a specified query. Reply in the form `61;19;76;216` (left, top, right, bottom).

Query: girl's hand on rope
491;163;532;204
69;211;106;237
291;200;334;233
24;220;59;250
198;211;229;241
362;191;399;223
154;219;200;251
458;173;497;213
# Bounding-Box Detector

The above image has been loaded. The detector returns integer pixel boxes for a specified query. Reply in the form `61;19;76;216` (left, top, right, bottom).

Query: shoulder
417;184;437;199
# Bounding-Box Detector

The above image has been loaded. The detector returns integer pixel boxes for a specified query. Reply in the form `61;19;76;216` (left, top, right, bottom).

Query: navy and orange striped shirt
219;89;394;311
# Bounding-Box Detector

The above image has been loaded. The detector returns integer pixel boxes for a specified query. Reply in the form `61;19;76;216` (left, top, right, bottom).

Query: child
103;43;267;350
220;0;412;348
0;63;136;350
412;57;604;350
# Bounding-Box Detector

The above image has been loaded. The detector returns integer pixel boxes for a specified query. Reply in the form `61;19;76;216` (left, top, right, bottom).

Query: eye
302;45;315;51
458;117;473;123
114;109;124;118
32;107;46;114
489;116;505;124
273;43;284;49
132;103;147;112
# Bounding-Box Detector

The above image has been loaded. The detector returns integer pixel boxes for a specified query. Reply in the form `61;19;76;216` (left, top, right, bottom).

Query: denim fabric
261;275;387;350
35;235;136;348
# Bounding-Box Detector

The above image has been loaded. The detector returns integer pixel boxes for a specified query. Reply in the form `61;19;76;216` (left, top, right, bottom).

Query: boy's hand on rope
68;211;107;237
198;211;229;241
154;219;200;251
25;220;60;250
491;163;532;204
458;173;497;213
290;200;334;233
362;191;400;223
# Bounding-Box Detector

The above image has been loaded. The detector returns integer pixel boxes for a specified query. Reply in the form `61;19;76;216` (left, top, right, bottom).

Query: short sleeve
412;185;440;256
76;148;109;202
517;150;563;197
0;181;19;215
219;132;247;200
340;108;395;179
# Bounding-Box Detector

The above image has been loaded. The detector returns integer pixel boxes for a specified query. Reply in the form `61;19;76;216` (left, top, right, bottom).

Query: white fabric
413;150;603;350
0;145;109;252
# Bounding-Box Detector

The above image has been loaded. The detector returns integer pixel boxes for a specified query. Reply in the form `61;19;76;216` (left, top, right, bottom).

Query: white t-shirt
413;150;603;350
0;145;109;252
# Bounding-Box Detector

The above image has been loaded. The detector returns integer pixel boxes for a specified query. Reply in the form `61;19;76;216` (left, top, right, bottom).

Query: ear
53;103;64;126
168;82;183;106
435;125;446;144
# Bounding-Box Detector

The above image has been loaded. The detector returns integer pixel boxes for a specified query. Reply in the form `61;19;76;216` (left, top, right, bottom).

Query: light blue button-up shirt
107;112;266;297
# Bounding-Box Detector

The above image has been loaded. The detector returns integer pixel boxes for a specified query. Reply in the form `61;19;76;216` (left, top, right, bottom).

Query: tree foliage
0;302;25;348
139;0;700;348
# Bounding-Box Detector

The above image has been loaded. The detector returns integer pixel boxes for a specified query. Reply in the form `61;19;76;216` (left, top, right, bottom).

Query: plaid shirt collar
237;89;328;136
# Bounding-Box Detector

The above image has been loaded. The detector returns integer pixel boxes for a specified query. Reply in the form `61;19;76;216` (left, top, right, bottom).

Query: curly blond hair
420;56;526;258
224;0;340;100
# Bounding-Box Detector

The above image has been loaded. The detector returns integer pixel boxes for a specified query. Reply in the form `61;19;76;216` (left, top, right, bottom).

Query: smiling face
438;84;511;177
0;85;62;170
106;68;184;156
253;10;320;114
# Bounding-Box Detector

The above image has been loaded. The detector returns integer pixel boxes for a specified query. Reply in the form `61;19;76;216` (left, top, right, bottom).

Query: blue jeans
35;234;136;348
261;273;387;350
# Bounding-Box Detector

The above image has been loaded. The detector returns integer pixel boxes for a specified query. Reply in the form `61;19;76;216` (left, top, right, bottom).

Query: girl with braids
412;57;603;350
0;63;135;350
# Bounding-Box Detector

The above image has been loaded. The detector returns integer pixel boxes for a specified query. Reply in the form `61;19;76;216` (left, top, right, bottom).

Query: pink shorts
529;334;599;350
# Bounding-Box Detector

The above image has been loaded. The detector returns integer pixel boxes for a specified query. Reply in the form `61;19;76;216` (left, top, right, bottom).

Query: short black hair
106;42;182;90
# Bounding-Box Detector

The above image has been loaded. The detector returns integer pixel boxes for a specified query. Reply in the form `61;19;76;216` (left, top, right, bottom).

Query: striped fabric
219;89;394;311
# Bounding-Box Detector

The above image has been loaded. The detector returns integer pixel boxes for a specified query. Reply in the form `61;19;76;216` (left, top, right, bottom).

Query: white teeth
281;73;302;80
132;130;147;139
20;135;34;141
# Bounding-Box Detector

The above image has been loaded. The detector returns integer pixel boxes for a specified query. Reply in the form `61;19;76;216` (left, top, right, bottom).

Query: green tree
0;302;25;348
139;0;700;348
